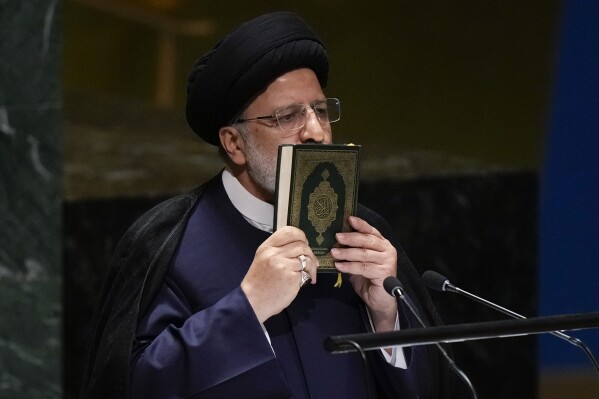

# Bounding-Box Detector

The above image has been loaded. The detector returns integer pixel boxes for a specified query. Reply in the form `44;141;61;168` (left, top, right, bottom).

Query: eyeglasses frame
234;98;340;133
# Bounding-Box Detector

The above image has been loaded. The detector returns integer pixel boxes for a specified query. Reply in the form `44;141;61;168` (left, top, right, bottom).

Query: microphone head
383;276;403;297
422;270;451;292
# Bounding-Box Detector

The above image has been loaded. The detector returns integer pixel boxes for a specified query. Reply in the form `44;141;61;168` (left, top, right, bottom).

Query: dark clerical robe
80;173;448;399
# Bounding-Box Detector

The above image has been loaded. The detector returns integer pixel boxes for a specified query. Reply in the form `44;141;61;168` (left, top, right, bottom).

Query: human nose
300;107;328;143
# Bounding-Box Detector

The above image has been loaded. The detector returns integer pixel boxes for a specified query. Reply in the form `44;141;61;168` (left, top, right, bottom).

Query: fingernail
331;248;339;256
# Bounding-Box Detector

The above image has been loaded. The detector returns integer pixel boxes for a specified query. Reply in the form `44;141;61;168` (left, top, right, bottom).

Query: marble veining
42;0;59;57
1;1;63;398
27;135;53;180
0;107;16;136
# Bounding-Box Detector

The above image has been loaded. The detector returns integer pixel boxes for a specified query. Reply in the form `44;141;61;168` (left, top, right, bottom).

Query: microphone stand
388;285;478;399
429;272;599;376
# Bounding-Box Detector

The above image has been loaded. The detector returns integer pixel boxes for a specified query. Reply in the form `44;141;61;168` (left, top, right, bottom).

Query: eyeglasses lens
276;98;340;133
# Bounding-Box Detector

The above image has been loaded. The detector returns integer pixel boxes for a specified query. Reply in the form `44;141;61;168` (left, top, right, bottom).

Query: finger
265;257;310;291
265;233;319;284
275;240;319;271
331;246;386;265
295;253;318;284
331;246;395;280
280;242;319;268
307;254;318;283
335;231;389;252
266;226;309;247
334;260;391;280
295;254;306;272
347;216;385;239
262;240;316;268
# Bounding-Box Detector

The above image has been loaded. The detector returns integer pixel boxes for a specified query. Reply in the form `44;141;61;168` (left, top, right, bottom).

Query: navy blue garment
131;175;436;398
79;172;449;399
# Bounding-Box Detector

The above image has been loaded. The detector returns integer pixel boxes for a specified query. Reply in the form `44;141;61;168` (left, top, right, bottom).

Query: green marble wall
0;1;63;398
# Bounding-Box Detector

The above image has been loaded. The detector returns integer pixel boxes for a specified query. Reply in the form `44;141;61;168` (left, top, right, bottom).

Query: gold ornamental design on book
289;149;359;270
274;144;360;272
307;169;339;245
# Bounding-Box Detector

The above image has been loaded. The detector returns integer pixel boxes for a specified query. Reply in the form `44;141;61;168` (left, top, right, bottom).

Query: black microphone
383;276;405;298
422;270;599;376
383;276;478;399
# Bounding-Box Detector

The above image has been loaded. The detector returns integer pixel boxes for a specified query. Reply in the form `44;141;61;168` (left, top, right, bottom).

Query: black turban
186;12;329;146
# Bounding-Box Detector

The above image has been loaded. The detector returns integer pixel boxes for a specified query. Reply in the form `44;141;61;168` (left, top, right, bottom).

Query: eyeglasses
235;98;341;135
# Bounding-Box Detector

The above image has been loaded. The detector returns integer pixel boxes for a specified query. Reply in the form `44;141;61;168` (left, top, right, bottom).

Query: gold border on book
289;148;359;269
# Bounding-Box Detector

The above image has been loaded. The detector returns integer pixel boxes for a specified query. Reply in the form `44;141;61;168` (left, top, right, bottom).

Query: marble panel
0;0;63;398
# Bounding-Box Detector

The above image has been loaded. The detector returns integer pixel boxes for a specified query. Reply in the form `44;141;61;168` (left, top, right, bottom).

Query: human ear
218;126;247;166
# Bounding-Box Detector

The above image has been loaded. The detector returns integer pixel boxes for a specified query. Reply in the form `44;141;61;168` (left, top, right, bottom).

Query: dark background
2;0;598;398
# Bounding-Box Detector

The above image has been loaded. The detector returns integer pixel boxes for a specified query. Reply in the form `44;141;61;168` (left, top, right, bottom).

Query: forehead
247;68;325;112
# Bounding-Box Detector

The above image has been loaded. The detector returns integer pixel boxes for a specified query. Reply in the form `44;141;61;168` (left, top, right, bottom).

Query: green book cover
274;144;360;272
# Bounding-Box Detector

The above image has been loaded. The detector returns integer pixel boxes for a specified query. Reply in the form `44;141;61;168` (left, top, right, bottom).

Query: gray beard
244;135;277;196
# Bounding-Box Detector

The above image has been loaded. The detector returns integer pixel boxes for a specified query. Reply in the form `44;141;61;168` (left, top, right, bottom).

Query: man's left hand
331;216;398;333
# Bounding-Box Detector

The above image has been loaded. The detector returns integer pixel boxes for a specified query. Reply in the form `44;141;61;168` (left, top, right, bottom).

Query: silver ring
300;271;311;287
298;254;307;272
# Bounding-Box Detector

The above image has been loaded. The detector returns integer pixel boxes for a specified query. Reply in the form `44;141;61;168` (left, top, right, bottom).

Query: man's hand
331;216;398;333
241;226;318;323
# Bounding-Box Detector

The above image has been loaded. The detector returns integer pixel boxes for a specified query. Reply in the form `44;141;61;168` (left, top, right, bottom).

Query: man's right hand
241;226;318;323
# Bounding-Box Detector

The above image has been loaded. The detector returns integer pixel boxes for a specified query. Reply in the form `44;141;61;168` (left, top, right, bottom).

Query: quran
273;144;360;272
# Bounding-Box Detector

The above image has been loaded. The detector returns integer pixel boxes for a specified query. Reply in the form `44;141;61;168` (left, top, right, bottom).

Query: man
80;11;449;399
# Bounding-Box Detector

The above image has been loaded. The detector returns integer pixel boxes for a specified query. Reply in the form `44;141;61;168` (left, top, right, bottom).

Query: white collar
221;168;274;233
